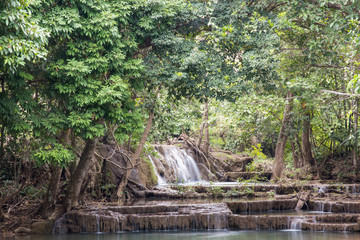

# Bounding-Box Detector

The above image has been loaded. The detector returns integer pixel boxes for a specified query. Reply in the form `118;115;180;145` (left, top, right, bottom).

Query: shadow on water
7;231;360;240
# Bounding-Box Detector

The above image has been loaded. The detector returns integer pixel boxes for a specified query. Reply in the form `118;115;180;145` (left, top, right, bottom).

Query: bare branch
321;89;359;97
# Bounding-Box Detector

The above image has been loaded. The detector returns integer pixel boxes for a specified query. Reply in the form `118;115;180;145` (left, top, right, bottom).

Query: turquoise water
5;231;360;240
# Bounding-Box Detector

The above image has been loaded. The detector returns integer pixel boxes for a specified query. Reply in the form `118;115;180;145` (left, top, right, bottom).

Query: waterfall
163;146;201;183
314;201;325;212
95;214;100;233
150;145;202;184
53;214;67;233
148;155;166;185
290;217;305;230
316;185;327;194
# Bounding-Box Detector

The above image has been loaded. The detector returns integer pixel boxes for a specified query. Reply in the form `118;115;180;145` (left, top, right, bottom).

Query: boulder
14;227;32;234
31;221;54;233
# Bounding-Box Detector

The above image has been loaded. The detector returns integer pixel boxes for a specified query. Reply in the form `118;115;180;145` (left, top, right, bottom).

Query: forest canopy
1;0;360;220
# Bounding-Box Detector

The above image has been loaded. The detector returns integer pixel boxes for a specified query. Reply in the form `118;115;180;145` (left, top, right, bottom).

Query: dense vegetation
1;0;360;223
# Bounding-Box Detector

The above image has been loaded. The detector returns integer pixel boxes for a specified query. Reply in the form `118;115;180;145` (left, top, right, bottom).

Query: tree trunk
197;100;209;149
204;121;209;155
63;139;96;212
203;100;210;155
295;134;303;167
0;76;5;168
115;111;154;200
302;111;315;168
197;122;204;148
0;123;4;169
40;130;70;216
271;92;293;181
290;140;300;168
353;97;359;180
40;166;62;216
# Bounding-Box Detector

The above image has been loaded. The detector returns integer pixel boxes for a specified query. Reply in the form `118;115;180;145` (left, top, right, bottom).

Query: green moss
144;156;158;185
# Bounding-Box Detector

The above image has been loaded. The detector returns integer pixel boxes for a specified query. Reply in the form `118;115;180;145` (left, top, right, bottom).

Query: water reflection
7;231;360;240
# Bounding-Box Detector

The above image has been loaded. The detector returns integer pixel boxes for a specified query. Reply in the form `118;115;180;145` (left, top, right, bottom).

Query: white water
150;145;202;184
95;214;100;233
315;185;327;194
290;217;304;230
163;146;201;183
148;155;166;185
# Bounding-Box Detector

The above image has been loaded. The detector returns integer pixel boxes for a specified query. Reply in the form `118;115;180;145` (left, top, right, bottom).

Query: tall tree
0;0;49;221
36;0;144;210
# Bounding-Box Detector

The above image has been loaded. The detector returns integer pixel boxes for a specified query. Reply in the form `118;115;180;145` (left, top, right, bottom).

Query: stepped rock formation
53;197;360;233
54;203;232;233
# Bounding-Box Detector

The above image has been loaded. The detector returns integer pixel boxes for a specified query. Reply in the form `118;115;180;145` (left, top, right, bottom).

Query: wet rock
31;221;54;233
197;163;217;181
225;172;271;182
226;199;297;214
309;200;360;213
223;156;253;172
302;222;359;232
330;202;344;212
55;203;231;232
53;200;360;233
275;185;299;194
229;215;290;230
14;227;32;234
315;214;359;223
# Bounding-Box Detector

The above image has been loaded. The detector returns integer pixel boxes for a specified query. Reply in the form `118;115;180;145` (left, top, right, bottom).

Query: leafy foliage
2;0;360;193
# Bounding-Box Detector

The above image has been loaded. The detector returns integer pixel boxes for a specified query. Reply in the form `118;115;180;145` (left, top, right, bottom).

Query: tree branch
321;90;359;97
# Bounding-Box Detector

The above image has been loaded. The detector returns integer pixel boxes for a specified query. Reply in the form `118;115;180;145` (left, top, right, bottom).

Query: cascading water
148;155;166;185
150;145;202;184
290;217;306;230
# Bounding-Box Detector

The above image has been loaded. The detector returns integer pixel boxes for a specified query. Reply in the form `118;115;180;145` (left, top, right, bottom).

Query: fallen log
295;190;312;210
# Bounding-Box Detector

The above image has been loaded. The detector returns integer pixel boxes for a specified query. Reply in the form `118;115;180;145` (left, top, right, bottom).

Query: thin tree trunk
290;140;300;168
63;138;96;212
353;97;359;180
197;122;204;148
115;111;154;199
0;124;4;169
294;134;303;167
0;76;4;168
204;121;209;155
203;100;210;155
127;135;132;153
302;111;315;168
197;101;209;149
271;92;293;181
40;166;62;216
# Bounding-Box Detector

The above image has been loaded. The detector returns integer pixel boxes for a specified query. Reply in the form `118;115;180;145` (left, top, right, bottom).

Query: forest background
1;0;360;222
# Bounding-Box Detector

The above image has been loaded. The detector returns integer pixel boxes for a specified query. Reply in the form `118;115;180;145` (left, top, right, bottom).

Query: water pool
4;231;360;240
